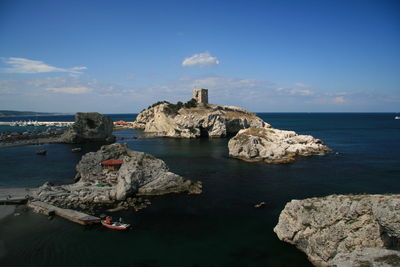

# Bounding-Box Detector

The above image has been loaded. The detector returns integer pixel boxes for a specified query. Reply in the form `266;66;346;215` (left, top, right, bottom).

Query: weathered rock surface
132;103;267;138
61;112;115;143
274;194;400;267
228;127;330;163
34;143;201;211
330;248;400;267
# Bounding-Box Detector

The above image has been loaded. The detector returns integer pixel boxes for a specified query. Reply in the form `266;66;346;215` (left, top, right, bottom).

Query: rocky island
34;143;201;212
228;127;330;163
133;89;330;163
274;194;400;267
132;89;266;138
0;112;115;147
132;102;266;138
61;112;115;143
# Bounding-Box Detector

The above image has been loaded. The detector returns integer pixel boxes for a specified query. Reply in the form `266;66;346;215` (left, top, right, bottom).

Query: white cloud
46;86;91;94
182;52;219;67
1;57;87;74
334;96;345;103
2;72;398;112
126;74;137;81
295;82;309;88
276;87;314;96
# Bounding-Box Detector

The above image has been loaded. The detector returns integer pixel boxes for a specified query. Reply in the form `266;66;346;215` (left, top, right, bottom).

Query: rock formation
273;194;400;266
228;127;330;163
330;248;400;267
61;112;115;143
133;100;330;163
34;143;201;211
132;101;266;138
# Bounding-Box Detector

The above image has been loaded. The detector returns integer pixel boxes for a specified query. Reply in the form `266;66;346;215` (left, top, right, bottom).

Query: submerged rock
35;143;201;211
273;194;400;266
132;102;266;138
228;127;330;163
61;112;115;143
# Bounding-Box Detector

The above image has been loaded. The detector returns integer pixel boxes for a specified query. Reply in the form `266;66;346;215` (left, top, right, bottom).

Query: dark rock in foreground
34;143;201;211
61;112;115;143
274;194;400;266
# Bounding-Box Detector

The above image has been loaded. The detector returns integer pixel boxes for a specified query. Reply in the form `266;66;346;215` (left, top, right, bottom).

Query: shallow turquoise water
0;113;399;266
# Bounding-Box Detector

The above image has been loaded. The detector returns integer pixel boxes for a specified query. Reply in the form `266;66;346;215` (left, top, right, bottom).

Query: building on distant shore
193;88;208;104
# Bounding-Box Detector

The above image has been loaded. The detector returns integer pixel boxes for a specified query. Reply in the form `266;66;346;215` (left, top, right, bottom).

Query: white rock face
132;103;266;138
273;194;400;266
228;127;330;163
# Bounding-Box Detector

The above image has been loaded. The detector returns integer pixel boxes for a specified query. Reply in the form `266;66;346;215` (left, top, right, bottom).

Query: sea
0;113;399;267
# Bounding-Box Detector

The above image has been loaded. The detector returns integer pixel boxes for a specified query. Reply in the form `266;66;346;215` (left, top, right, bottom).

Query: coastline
0;112;398;266
0;136;63;148
0;122;73;126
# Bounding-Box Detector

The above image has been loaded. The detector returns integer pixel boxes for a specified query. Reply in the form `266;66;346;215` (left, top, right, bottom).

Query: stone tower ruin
193;88;208;104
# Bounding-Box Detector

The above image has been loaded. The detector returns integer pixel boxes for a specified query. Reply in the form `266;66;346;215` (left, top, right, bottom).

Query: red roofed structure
101;159;123;171
114;120;129;125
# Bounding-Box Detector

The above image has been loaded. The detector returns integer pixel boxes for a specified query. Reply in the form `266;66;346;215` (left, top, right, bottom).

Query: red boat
101;217;131;230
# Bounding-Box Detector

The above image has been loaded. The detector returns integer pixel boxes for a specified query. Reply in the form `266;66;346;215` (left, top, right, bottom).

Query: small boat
395;116;400;120
101;217;130;230
71;147;82;152
36;149;47;155
254;201;266;208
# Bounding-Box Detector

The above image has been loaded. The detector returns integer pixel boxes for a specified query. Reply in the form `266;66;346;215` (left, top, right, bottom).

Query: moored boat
101;217;130;230
36;149;47;155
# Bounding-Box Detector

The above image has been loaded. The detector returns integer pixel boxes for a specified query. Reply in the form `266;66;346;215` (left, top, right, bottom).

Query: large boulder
132;102;266;138
75;143;200;198
35;143;201;209
61;112;115;143
273;194;400;266
228;127;330;163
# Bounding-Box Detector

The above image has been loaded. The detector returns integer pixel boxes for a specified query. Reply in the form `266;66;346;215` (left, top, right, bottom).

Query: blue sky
0;0;399;113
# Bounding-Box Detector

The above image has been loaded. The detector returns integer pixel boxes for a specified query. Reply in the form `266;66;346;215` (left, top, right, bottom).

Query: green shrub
148;101;170;110
142;99;198;115
184;98;198;108
139;101;170;113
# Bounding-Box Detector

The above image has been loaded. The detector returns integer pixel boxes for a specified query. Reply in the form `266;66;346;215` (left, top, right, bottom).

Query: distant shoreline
0;136;63;148
0;113;69;118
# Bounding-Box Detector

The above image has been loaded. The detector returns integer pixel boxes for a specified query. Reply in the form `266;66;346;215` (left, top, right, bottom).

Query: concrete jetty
0;187;36;204
1;188;100;225
28;201;100;225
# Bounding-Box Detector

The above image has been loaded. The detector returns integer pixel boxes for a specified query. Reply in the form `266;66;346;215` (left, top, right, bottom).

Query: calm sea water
0;113;399;266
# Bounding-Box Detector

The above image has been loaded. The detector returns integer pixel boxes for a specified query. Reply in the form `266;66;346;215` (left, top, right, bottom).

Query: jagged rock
61;112;115;143
132;103;266;138
228;127;330;163
34;143;201;210
273;194;400;267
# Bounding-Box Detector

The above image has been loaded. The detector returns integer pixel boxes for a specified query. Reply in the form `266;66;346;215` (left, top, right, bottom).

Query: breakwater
0;121;73;127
